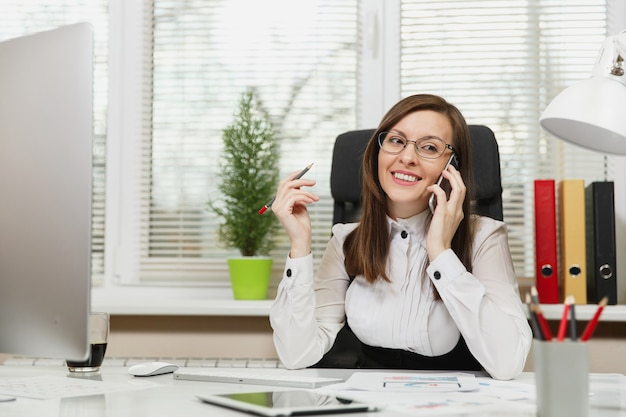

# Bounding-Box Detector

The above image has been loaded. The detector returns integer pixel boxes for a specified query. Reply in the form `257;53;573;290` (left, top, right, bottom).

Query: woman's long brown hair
343;94;474;284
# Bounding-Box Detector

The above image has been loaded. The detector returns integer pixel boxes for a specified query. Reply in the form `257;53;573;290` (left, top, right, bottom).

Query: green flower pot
227;257;272;300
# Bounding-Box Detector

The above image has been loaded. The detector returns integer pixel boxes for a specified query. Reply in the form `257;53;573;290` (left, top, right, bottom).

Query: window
113;0;613;292
116;0;616;291
116;0;359;287
2;1;623;305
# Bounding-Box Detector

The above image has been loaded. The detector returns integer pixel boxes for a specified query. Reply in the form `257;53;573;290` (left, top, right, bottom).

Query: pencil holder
533;340;589;417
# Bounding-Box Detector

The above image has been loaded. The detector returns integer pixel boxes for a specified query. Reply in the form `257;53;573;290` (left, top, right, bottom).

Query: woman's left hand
426;164;466;261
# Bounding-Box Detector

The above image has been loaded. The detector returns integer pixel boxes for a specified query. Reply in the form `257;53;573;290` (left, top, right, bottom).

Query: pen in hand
258;163;314;215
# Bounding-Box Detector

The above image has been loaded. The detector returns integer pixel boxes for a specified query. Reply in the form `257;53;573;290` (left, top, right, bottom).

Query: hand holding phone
428;153;460;214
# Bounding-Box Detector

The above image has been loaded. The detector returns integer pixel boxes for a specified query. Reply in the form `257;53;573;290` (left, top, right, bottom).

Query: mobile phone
428;153;460;214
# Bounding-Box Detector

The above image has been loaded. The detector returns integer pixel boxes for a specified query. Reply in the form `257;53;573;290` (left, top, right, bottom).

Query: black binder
585;181;617;305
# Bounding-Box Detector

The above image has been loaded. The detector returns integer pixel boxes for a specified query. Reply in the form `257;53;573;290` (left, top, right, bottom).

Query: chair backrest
330;125;503;224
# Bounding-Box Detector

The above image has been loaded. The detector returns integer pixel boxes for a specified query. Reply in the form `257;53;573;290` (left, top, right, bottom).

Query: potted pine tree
207;89;280;299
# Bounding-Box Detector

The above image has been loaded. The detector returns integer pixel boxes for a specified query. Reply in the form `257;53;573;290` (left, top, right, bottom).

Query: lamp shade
540;31;626;154
540;77;626;154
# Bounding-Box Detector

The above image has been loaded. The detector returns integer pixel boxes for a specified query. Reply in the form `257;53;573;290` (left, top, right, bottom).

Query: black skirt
312;323;483;371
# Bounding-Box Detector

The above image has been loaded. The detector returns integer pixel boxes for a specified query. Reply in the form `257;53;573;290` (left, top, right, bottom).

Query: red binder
534;180;559;303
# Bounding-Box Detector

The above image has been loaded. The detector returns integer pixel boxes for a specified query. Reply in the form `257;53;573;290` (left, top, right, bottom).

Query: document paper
342;372;480;392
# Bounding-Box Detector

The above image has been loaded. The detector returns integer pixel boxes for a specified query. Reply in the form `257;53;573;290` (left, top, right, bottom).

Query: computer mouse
128;361;179;377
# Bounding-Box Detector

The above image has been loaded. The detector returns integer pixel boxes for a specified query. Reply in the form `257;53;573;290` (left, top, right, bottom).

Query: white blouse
269;210;532;380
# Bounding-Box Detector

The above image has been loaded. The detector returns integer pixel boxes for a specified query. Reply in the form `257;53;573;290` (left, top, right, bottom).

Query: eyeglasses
377;131;455;159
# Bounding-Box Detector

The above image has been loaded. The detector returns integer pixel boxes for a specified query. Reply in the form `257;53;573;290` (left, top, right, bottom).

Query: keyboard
173;367;345;389
2;356;344;389
3;357;283;368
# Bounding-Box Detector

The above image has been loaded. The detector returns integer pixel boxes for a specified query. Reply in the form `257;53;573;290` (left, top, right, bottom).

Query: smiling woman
376;110;456;219
269;94;532;381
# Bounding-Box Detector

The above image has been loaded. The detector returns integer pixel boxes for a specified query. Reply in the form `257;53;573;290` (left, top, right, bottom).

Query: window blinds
0;2;108;282
139;0;614;286
2;1;615;289
398;0;612;279
138;0;358;285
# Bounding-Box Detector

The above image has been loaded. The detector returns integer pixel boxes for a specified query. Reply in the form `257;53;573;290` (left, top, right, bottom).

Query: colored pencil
569;296;577;341
580;297;609;342
526;293;544;340
530;286;540;305
531;303;553;341
557;295;573;342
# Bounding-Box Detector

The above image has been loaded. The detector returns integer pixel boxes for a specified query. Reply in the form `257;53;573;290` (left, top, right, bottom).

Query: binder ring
569;265;581;277
599;264;613;279
540;264;553;277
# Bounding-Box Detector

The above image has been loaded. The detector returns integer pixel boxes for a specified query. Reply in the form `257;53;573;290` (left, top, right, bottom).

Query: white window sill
91;286;273;316
92;286;626;321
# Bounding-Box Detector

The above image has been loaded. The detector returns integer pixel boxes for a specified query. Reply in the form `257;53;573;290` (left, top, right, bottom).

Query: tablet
197;389;383;416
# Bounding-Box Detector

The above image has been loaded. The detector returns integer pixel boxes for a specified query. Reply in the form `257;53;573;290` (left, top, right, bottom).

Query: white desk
0;365;625;417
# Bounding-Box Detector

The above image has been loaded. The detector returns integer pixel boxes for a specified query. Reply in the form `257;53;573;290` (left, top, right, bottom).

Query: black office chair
313;125;503;368
330;125;503;225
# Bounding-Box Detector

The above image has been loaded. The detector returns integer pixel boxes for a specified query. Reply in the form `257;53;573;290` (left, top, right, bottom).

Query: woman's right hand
271;169;319;258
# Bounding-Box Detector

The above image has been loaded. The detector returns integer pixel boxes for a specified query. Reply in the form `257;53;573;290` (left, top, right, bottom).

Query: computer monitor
0;23;93;360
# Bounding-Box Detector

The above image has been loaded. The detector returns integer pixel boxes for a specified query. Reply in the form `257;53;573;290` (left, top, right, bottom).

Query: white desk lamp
540;30;626;154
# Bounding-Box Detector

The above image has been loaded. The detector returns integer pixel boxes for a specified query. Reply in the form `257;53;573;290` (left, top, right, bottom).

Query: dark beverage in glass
66;342;108;372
